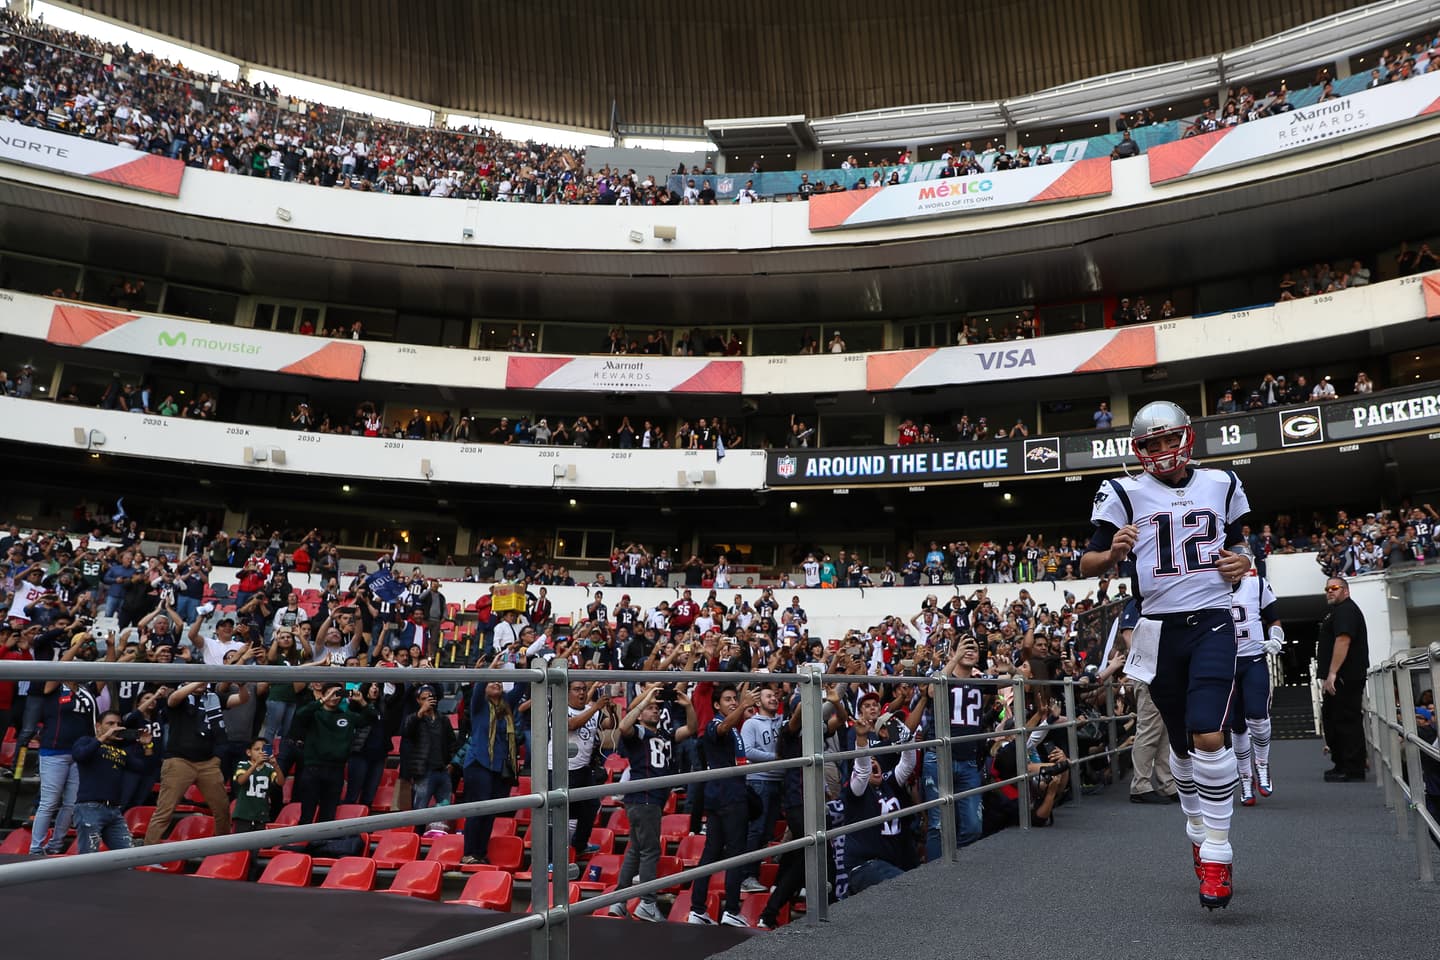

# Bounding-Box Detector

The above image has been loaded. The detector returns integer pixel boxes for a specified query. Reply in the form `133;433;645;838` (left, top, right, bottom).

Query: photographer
921;636;987;858
71;709;153;853
289;682;379;824
566;679;617;855
402;684;457;816
843;703;922;894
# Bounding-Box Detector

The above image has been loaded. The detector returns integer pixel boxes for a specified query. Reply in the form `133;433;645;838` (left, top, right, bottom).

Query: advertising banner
505;356;743;393
1148;70;1440;184
768;442;1021;486
1324;383;1440;441
0;120;185;197
809;157;1112;231
866;326;1155;391
46;304;365;381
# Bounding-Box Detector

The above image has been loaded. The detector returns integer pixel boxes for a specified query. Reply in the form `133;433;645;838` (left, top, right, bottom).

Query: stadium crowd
1;509;1135;924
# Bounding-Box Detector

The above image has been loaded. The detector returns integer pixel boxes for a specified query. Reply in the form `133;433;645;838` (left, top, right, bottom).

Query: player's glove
1262;624;1285;656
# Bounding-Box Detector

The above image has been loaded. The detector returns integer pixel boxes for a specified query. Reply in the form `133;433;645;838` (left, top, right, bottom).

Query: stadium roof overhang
703;115;816;151
0;135;1436;324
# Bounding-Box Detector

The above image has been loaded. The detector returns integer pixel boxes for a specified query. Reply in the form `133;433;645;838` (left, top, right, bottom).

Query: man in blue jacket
101;549;137;619
72;710;154;853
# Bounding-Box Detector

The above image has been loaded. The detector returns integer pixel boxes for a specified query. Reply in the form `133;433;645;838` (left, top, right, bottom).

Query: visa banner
807;157;1112;231
866;326;1156;391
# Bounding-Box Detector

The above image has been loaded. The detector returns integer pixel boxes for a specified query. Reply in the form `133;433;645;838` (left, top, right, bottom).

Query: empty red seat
657;855;685;893
659;814;691;848
523;883;581;911
123;806;156;839
602;753;628;780
334;804;369;821
486;834;525;872
741;893;787;928
423;833;464;868
371;769;400;812
0;828;32;856
168;815;216;843
384;860;444;900
452;870;513;911
267;803;302;829
320;856;376;891
258;852;312;887
606;807;629;837
675;834;706;868
491;817;516;838
195;850;252;881
371;831;419;869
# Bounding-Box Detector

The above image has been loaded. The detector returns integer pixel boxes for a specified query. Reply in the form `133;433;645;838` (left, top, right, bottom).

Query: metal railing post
798;662;829;924
1104;681;1119;760
1062;677;1081;806
1384;664;1407;838
546;658;572;960
1013;676;1031;830
1395;665;1435;883
529;666;554;959
1368;670;1389;801
935;672;958;863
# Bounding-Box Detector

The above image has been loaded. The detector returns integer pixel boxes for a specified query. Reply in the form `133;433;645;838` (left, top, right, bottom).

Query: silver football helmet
1129;401;1194;477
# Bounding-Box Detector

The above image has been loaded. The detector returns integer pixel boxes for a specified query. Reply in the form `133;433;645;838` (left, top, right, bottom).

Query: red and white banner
0;120;185;197
867;327;1156;391
506;356;743;393
47;304;364;381
1150;70;1440;184
808;157;1112;231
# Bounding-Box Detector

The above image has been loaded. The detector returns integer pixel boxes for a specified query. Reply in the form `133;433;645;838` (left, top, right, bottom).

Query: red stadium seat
371;769;399;812
675;834;706;868
657;855;685;892
603;753;628;780
486;834;525;872
384;860;444;900
585;827;615;855
268;803;303;829
491;817;517;837
258;852;312;886
423;833;464;869
741;894;787;928
334;804;369;821
169;815;215;843
524;883;582;911
575;853;623;893
371;831;419;869
606;807;629;837
195;850;252;881
659;814;691;849
0;828;32;855
312;833;369;868
453;870;514;911
668;889;722;922
320;856;377;891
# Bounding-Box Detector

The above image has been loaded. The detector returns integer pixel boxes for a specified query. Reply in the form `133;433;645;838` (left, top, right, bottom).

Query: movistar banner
45;303;364;380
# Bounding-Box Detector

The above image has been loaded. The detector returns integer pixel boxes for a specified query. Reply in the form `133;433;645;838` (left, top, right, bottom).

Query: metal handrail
0;657;1134;959
1363;642;1440;882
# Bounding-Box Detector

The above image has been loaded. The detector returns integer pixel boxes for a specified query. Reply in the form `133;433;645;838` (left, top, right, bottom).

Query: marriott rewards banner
0;120;184;197
808;158;1112;231
506;356;743;393
46;304;364;380
1149;70;1440;184
867;327;1156;391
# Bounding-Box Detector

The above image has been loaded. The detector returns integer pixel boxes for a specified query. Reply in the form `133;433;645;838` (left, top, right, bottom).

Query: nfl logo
776;456;797;479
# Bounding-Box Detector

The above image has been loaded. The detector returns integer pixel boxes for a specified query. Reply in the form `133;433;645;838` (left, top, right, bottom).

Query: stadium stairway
1271;684;1320;740
716;739;1439;960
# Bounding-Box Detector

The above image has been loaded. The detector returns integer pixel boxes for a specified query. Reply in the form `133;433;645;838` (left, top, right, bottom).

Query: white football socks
1169;749;1205;845
1190;746;1237;864
1249;717;1272;767
1232;730;1253;781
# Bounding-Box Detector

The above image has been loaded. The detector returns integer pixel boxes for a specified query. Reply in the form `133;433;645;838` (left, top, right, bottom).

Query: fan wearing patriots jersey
843;704;922;894
1081;401;1253;911
1229;569;1283;807
609;684;696;922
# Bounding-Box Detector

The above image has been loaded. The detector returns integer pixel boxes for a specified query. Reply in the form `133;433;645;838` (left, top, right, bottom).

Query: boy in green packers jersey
232;738;283;831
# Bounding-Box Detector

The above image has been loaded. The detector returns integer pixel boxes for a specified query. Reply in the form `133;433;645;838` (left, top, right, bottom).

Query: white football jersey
1229;569;1276;657
1090;467;1251;615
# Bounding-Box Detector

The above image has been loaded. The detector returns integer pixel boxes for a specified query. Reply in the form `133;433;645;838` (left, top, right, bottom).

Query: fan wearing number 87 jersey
613;685;697;918
1081;400;1254;911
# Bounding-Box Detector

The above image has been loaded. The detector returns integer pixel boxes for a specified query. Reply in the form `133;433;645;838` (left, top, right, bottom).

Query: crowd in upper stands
5;9;1439;208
